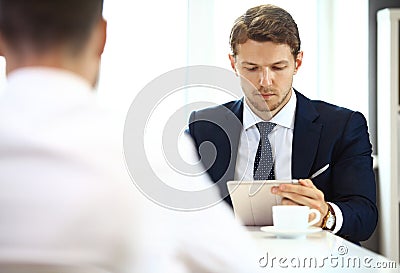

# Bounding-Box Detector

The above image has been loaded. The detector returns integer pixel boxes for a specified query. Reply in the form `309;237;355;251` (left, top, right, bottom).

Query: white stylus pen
309;164;330;179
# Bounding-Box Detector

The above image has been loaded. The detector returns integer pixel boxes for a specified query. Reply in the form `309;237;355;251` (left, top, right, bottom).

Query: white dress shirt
234;91;296;181
234;90;343;234
0;67;263;273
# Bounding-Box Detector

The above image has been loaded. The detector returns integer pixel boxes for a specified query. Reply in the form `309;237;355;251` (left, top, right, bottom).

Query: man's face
229;40;302;118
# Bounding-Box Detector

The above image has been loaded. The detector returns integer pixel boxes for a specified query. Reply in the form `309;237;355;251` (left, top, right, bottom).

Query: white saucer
260;226;322;238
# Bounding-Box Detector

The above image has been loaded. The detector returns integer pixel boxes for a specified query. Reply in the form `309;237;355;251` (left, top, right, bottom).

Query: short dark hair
0;0;104;54
229;4;301;60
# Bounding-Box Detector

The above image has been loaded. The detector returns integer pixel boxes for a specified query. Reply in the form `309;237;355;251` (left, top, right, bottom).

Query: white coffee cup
272;205;321;230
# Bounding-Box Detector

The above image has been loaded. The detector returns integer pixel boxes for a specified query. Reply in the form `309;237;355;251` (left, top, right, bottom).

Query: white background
0;0;370;121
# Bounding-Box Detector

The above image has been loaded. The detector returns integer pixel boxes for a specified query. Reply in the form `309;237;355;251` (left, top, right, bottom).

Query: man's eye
273;66;286;71
245;67;258;71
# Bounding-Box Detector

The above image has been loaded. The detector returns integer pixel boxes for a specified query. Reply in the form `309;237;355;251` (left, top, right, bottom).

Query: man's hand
271;179;328;227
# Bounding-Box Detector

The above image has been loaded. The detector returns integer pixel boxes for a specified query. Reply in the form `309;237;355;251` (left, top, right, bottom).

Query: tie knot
256;122;276;136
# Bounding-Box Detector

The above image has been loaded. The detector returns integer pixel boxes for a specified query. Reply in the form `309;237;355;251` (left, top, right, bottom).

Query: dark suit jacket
188;90;378;243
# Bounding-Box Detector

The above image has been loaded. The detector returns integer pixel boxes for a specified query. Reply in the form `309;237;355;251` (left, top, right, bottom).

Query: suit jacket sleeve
329;111;378;242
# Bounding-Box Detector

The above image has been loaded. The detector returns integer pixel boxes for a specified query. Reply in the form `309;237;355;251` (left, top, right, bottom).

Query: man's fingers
280;198;299;206
299;179;318;189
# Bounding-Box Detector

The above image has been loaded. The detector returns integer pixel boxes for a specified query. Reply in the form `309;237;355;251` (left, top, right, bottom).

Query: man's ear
294;51;303;75
228;54;238;75
85;17;107;58
0;34;6;57
97;18;107;56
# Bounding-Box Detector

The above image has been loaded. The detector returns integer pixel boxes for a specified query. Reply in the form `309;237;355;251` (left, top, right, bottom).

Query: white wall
98;0;188;112
316;0;369;118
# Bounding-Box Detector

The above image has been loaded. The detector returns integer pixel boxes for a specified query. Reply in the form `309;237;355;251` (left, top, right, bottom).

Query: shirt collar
243;89;297;130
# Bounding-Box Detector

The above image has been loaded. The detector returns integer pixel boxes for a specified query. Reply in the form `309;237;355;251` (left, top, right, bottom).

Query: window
0;1;369;120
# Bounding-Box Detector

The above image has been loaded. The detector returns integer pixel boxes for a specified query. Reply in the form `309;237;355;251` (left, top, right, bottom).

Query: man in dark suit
188;4;377;244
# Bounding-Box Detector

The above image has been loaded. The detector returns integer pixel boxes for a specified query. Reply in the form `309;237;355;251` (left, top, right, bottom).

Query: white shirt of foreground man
0;68;262;273
145;131;263;273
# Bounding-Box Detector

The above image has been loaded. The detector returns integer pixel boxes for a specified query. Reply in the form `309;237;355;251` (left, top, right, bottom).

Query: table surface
247;227;399;272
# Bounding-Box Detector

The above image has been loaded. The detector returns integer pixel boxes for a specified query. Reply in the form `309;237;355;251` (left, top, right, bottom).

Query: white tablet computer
227;180;298;226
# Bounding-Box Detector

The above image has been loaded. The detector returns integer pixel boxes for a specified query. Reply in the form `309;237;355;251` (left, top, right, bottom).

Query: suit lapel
222;99;243;182
218;95;322;181
292;91;322;179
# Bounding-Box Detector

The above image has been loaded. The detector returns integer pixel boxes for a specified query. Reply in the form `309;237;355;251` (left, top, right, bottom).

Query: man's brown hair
229;4;301;59
0;0;104;55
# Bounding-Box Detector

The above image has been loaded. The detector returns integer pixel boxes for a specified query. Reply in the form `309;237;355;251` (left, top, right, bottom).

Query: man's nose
259;67;272;87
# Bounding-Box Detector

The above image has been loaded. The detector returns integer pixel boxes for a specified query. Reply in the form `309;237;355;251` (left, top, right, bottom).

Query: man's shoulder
311;99;353;114
188;99;243;139
189;100;243;126
295;91;368;129
311;100;367;125
192;99;242;117
297;91;360;118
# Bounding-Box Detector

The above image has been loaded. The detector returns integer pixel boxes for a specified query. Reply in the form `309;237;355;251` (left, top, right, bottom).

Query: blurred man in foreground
0;1;261;272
